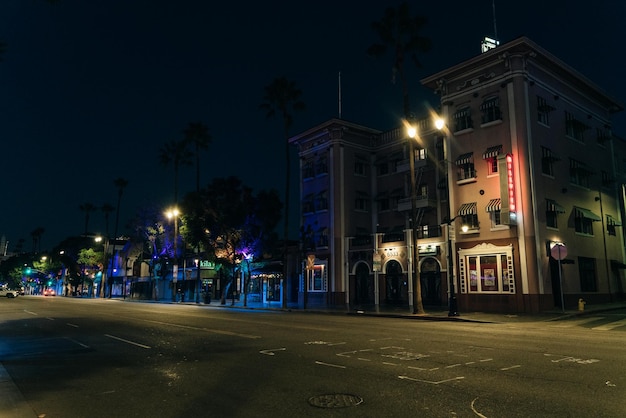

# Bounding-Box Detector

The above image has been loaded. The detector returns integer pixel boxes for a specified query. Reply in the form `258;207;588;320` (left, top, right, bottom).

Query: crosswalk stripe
592;318;626;331
550;317;604;328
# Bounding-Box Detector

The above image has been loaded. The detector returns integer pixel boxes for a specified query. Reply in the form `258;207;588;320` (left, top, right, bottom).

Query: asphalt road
1;296;625;417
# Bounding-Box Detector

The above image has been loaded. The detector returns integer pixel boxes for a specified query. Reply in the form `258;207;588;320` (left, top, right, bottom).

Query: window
596;128;610;146
303;194;314;213
378;198;390;212
483;145;502;175
486;199;502;228
354;161;366;176
417;184;428;199
574;207;600;235
458;243;515;294
607;215;621;236
415;148;427;161
456;153;476;181
306;264;327;292
480;96;502;124
303;160;315;179
601;170;613;187
537;96;554;126
355;192;368;211
565;112;589;142
454;107;473;132
315;191;328;211
541;146;559;176
570;158;593;187
578;257;597;292
458;202;478;230
317;227;329;248
546;199;565;229
315;156;328;175
435;136;445;161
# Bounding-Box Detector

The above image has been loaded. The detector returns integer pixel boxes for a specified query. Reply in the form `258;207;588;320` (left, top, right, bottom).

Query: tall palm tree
367;1;431;118
79;203;96;235
260;76;305;309
101;203;115;237
183;122;212;193
113;178;128;239
30;227;45;254
159;139;193;204
368;2;431;315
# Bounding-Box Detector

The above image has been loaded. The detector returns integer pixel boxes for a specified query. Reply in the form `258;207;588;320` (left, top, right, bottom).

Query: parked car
0;287;20;298
44;288;56;296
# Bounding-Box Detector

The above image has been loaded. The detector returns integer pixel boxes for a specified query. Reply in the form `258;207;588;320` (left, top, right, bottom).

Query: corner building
290;37;626;313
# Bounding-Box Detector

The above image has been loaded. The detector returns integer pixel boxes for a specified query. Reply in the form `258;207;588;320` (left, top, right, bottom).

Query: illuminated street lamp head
435;117;445;131
166;208;180;219
407;124;417;139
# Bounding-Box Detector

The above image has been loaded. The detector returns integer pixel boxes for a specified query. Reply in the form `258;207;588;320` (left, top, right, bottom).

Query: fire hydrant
578;298;586;312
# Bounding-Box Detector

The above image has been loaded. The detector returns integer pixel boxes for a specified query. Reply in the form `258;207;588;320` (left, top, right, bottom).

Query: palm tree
30;227;45;254
183;122;212;193
367;1;431;118
113;178;128;239
79;203;96;235
368;2;431;315
260;77;305;309
159;139;193;203
101;203;115;237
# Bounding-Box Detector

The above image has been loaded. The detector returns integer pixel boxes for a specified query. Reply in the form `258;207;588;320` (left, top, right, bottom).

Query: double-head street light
443;216;467;316
406;120;424;315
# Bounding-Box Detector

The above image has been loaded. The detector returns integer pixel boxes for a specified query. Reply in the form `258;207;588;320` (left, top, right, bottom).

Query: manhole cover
308;394;363;409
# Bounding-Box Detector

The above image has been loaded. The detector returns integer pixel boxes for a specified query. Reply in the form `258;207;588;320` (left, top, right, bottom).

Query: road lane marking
315;361;346;369
471;397;488;418
66;323;79;328
550;317;604;328
104;334;151;349
500;365;521;371
24;310;38;316
129;318;261;339
259;348;286;356
398;375;465;385
65;337;90;349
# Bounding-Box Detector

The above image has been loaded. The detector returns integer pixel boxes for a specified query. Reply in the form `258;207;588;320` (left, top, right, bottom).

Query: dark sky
1;0;625;252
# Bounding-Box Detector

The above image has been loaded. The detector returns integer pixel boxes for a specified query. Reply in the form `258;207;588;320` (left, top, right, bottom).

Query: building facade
290;37;625;313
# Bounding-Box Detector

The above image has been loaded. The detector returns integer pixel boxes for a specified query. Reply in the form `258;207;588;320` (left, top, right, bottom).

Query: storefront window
458;244;515;294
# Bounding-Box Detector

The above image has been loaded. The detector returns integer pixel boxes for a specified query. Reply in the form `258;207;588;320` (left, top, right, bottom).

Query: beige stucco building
290;37;625;313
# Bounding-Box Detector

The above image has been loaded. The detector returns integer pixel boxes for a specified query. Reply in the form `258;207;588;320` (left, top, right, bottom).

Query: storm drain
308;394;363;409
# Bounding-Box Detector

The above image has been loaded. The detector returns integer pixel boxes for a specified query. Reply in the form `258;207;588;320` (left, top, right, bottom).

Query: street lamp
406;120;424;315
166;208;180;302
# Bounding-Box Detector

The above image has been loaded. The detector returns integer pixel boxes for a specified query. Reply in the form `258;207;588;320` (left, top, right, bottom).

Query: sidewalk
131;296;626;324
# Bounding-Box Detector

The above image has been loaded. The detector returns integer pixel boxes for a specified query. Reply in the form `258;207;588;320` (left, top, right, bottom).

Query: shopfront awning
485;198;501;212
575;207;601;221
607;215;622;226
458;202;477;216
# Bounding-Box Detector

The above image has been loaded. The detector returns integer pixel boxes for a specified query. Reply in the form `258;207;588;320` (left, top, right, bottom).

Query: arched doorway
385;260;404;305
420;257;442;306
354;263;372;305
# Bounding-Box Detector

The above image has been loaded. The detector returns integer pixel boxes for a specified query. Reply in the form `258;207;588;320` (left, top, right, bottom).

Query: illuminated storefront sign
498;153;517;225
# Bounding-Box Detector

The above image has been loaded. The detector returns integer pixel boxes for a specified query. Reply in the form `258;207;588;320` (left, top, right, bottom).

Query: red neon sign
506;154;515;212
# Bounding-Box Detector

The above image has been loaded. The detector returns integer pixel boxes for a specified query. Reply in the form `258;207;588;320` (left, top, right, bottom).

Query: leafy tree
260;77;305;308
159;139;192;204
101;203;115;237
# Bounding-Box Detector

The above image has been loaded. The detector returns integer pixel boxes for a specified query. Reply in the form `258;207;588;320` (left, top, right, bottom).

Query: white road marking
550;317;604;328
500;365;521;371
259;348;286;356
471;397;488;418
315;361;346;369
66;323;79;328
592;318;626;331
104;334;151;349
398;375;465;385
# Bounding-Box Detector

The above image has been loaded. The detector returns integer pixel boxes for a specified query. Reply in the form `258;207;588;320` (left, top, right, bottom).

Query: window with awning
455;152;474;165
485;199;501;212
458;202;477;215
546;199;566;213
575;207;601;221
482;145;502;160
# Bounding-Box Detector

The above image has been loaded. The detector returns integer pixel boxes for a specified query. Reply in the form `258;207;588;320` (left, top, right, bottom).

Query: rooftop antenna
481;0;500;53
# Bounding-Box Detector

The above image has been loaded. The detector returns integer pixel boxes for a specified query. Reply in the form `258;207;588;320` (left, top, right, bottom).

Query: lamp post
406;121;424;315
444;216;466;316
166;208;180;302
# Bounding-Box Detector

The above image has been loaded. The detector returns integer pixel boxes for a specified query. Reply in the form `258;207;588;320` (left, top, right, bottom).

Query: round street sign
550;243;567;260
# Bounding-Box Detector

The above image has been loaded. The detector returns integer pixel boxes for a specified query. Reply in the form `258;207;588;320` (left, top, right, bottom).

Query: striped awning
485;198;501;212
455;152;474;165
546;199;566;213
458;202;477;216
575;207;601;221
483;145;502;159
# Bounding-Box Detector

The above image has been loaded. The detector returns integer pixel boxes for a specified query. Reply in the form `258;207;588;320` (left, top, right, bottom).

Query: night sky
1;0;625;252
